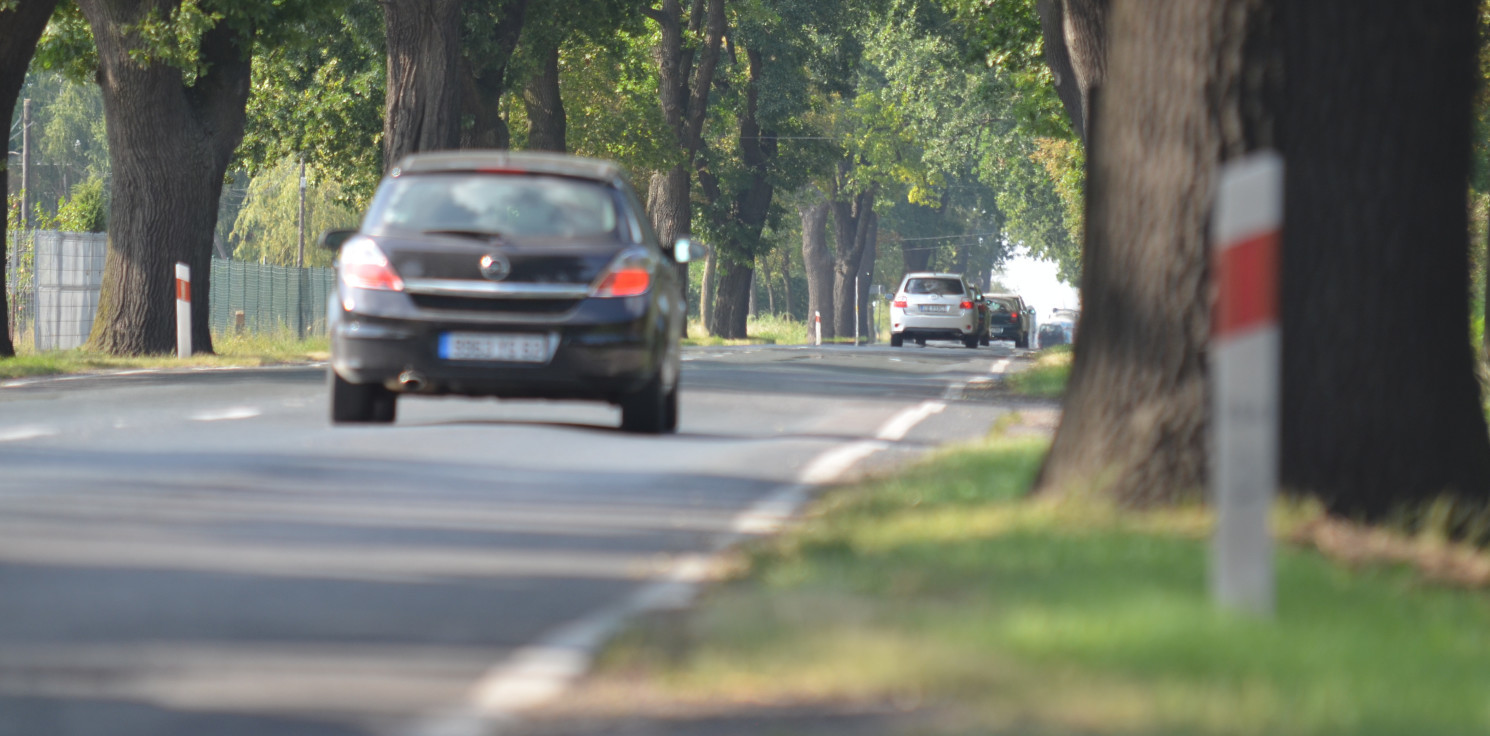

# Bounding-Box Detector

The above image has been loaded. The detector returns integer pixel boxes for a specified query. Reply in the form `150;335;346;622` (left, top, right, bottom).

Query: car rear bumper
891;310;976;338
331;307;664;401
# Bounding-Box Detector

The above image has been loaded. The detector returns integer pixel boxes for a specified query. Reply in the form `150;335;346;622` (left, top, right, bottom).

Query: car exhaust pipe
397;370;427;392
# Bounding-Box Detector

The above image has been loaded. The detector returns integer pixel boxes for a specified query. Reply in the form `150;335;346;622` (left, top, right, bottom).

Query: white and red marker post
175;262;192;358
1209;151;1283;617
814;311;822;346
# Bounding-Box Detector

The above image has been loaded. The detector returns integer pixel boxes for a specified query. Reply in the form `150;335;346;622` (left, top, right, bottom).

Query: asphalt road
0;341;1028;736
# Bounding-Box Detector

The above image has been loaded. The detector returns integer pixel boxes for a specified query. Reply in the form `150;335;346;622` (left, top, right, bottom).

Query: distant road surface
0;342;1029;736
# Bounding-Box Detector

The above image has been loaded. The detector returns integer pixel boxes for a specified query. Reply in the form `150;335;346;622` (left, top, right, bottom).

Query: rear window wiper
421;229;505;240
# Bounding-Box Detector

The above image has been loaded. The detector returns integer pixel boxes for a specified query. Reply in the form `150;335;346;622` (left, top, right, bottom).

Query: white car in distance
889;272;981;349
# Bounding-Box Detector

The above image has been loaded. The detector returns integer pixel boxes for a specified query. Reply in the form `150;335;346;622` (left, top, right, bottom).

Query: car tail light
339;236;404;291
959;300;974;310
1011;313;1020;325
592;268;651;297
892;300;907;308
592;249;654;297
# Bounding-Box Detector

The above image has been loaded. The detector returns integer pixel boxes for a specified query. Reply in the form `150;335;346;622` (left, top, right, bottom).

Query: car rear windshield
989;298;1016;312
904;278;964;296
364;173;620;238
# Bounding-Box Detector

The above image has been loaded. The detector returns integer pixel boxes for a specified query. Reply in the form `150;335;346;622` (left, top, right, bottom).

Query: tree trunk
1036;0;1272;505
856;212;878;342
709;258;752;339
799;198;834;338
831;183;876;339
78;0;251;355
1276;0;1490;523
643;0;726;339
1484;199;1489;363
1036;0;1110;142
383;0;464;170
0;0;59;358
523;40;566;152
459;0;528;149
763;253;776;314
781;247;794;319
699;247;716;331
901;239;933;274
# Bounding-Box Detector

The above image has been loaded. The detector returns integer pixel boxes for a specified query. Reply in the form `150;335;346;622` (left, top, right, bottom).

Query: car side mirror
319;229;356;251
673;237;710;264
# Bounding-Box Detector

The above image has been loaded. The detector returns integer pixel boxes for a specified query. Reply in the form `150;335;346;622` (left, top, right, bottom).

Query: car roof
901;272;966;280
391;150;625;184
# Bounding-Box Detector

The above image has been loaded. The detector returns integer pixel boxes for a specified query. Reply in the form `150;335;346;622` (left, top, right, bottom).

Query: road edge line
402;398;953;736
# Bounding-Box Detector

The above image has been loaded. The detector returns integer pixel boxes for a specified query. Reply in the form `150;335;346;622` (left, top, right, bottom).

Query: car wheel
980;335;990;346
1015;333;1029;349
662;382;679;433
964;335;979;349
915;338;927;346
890;334;904;347
621;373;669;434
330;368;397;424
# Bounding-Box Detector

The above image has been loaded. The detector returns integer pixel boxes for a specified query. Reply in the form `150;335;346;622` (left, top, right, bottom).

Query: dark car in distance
321;151;705;433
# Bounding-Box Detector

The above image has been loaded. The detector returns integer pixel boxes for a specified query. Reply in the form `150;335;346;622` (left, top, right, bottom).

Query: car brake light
892;300;907;308
593;267;651;297
959;300;974;310
339;236;404;291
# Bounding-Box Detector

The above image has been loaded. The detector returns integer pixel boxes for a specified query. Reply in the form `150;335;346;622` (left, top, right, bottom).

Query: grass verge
600;433;1490;736
1007;344;1072;398
0;329;329;379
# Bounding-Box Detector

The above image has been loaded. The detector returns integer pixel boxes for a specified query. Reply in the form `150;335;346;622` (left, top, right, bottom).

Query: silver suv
889;272;981;349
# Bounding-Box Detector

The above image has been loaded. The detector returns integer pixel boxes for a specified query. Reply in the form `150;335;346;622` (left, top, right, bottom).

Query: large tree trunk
830;183;876;339
709;258;752;339
799;198;834;338
0;0;59;358
1036;0;1110;142
1277;0;1490;523
383;0;464;169
523;40;567;152
459;0;528;149
697;47;777;340
78;0;251;355
1036;0;1272;505
643;0;725;338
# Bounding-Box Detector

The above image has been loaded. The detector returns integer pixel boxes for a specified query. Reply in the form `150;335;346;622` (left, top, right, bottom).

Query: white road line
0;426;58;443
875;400;945;442
942;381;966;401
189;407;262;422
991;358;1011;374
401;394;956;736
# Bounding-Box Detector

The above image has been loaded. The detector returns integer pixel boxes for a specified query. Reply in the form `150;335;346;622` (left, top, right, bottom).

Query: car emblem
479;253;511;281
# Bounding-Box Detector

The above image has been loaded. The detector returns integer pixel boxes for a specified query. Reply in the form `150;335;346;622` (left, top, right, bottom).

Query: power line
891;230;1001;242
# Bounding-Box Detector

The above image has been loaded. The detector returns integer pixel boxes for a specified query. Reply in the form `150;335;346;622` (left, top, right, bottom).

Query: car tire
662;382;679;433
963;335;979;349
980;334;990;346
621;373;670;434
890;334;904;347
330;369;397;424
1015;333;1029;349
915;338;927;346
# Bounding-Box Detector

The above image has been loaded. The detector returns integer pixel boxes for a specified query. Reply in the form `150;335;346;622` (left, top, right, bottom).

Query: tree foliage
229;156;357;268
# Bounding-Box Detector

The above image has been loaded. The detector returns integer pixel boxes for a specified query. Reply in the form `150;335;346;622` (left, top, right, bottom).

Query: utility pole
20;99;32;231
297;156;306;268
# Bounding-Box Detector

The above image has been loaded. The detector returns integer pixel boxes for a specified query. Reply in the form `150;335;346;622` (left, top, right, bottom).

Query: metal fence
209;258;335;337
4;230;35;345
31;231;107;351
3;229;335;349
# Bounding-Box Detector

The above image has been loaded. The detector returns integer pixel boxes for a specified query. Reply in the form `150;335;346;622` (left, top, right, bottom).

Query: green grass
0;329;329;379
602;433;1490;736
684;314;813;346
1007;344;1072;398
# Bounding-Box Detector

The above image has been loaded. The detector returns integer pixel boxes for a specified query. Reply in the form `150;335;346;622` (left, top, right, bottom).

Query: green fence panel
209;257;336;337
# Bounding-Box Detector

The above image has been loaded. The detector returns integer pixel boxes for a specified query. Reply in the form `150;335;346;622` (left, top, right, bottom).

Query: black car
321;151;704;433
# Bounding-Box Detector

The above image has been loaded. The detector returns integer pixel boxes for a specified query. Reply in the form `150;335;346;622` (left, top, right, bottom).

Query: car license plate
919;304;948;314
439;332;553;363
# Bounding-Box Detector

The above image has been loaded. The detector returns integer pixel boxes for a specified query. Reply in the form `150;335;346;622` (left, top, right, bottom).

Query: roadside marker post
814;311;822;346
176;263;192;358
1209;151;1282;617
